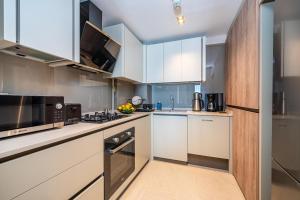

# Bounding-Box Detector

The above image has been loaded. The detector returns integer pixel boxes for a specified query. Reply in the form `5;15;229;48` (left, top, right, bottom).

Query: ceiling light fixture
177;16;185;25
172;0;185;25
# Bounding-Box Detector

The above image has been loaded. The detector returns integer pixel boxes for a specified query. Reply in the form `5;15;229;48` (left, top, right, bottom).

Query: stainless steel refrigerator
272;0;300;199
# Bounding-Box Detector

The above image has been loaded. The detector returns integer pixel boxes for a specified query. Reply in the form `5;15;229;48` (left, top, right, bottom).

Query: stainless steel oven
0;95;64;139
104;127;135;200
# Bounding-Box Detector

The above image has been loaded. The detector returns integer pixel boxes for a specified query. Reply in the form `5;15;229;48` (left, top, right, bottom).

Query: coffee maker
192;92;204;111
205;93;224;112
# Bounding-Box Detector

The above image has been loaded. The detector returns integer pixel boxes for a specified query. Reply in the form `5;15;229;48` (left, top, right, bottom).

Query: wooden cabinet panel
225;1;260;199
231;108;259;200
225;0;259;109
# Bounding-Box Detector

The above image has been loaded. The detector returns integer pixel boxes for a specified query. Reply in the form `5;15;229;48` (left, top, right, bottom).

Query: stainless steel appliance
0;95;64;139
104;127;135;200
192;92;204;111
81;111;128;123
272;0;300;198
64;104;81;125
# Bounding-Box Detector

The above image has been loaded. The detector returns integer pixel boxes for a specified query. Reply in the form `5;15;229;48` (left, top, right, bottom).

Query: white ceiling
92;0;243;43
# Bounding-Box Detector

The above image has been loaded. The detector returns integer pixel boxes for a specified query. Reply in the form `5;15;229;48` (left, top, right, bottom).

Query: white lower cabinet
74;176;104;200
14;154;102;200
135;116;151;172
153;115;188;162
188;116;230;159
0;132;104;200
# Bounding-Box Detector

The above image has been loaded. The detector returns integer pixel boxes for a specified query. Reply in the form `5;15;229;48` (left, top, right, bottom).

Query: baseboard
188;154;229;171
154;157;188;165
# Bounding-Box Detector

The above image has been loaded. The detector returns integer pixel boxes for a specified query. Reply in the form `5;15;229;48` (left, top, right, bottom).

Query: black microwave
0;95;65;139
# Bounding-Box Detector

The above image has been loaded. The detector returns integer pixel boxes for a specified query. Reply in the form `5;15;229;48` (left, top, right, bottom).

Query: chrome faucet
170;95;175;111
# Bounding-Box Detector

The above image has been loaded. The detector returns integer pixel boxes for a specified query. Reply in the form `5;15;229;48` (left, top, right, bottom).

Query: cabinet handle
202;119;213;122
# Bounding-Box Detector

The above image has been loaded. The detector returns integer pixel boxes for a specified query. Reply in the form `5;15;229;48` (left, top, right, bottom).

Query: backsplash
0;53;113;112
152;83;197;108
114;79;135;108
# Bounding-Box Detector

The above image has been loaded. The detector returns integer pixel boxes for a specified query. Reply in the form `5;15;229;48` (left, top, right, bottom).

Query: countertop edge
152;111;233;117
0;113;150;162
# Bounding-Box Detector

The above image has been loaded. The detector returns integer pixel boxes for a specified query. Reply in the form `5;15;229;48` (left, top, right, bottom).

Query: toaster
64;104;81;125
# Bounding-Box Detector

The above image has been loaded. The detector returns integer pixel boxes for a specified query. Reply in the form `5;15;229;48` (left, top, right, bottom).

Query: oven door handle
108;137;135;154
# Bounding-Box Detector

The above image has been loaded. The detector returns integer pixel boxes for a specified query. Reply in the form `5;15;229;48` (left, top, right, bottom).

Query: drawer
0;132;103;200
74;176;104;200
14;153;102;200
188;116;230;159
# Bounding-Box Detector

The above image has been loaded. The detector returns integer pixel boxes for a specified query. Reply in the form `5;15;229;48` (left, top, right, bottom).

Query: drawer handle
202;119;213;122
108;137;135;154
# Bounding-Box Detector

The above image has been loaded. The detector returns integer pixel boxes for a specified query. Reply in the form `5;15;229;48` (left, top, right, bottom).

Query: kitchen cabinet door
14;154;102;200
124;27;143;82
74;176;104;200
231;108;259;200
104;24;143;83
181;37;203;82
153;115;187;162
188;116;230;159
135;116;151;172
282;20;300;77
104;24;125;77
0;0;17;47
146;43;164;83
19;0;74;60
0;132;103;200
163;40;182;82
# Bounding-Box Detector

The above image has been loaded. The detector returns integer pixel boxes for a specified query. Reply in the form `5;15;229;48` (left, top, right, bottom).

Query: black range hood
50;0;120;74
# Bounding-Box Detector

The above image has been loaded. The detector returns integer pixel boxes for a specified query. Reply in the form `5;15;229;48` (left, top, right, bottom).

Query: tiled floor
120;160;245;200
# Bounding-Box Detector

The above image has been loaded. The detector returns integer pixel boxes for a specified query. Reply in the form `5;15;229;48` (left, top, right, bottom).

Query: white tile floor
120;160;245;200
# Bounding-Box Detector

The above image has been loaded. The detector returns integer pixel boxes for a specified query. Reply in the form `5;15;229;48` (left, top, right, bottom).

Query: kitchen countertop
0;112;150;161
153;110;233;117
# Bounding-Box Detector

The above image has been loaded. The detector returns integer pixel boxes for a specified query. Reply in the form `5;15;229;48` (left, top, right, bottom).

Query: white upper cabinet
182;37;203;82
145;36;206;83
0;0;79;61
163;40;182;82
0;0;17;48
124;27;143;82
146;43;164;83
104;24;143;83
281;20;300;77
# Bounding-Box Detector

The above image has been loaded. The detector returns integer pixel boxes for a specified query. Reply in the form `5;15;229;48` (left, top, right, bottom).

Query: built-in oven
104;127;135;200
0;95;64;139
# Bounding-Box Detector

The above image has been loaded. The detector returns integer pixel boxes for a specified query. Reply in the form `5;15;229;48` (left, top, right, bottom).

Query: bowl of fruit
117;103;135;114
